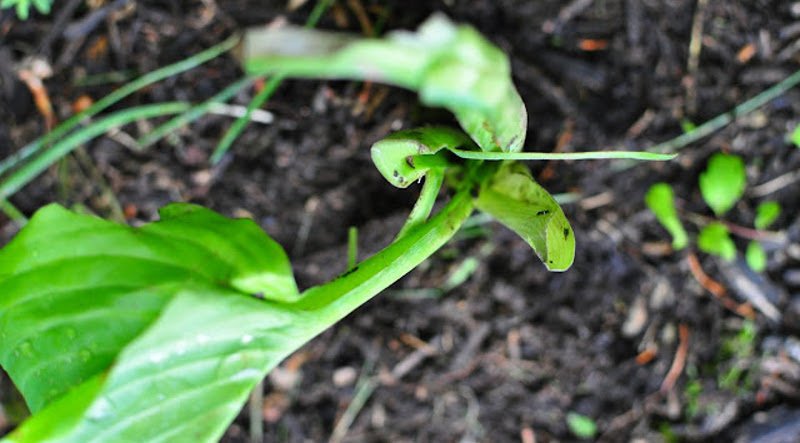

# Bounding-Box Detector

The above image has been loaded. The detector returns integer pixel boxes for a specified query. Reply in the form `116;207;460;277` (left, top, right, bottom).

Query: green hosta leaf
745;241;767;272
754;201;781;230
475;162;575;271
699;153;746;216
0;204;311;441
698;222;736;261
645;183;688;250
243;13;527;153
6;287;318;443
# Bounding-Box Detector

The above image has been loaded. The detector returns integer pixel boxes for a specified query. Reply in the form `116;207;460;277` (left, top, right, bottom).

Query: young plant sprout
646;152;783;272
0;14;672;442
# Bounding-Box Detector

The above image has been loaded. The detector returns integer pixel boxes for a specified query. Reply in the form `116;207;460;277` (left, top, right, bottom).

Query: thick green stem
296;189;474;324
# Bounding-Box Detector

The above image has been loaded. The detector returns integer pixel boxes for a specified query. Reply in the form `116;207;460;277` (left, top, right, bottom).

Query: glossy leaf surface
0;204;308;442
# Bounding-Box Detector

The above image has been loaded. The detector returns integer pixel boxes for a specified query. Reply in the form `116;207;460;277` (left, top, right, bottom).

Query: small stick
248;379;264;443
347;0;374;36
749;169;800;197
685;0;708;115
660;323;689;392
686;253;755;319
682;211;787;245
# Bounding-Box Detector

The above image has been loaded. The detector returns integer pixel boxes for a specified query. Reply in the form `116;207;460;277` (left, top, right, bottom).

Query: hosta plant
0;14;672;442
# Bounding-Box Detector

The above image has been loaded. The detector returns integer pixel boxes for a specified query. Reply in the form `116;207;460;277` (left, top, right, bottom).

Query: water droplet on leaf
87;396;116;421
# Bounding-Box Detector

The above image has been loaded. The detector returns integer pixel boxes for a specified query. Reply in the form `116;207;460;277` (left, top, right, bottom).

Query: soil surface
2;1;800;441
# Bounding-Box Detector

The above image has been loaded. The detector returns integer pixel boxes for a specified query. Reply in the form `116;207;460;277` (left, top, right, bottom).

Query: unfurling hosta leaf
0;204;319;442
645;183;688;250
243;13;527;153
699;153;746;216
475;162;575;271
698;222;737;261
754;201;781;230
371;126;473;188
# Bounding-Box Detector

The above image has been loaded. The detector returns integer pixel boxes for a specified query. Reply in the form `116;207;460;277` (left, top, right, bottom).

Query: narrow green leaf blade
699;153;746;216
698;222;737;261
0;203;298;413
754;201;781;230
645;183;688;249
475;162;575;271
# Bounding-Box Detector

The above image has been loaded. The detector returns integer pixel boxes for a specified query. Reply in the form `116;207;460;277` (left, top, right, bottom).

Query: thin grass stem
451;150;676;161
0;102;190;200
137;77;254;148
0;34;240;177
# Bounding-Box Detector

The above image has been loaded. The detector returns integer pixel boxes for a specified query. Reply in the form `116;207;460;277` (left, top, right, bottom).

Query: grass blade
0;102;190;200
451;150;676;161
137;77;254;149
210;75;282;164
0;34;240;176
210;0;334;164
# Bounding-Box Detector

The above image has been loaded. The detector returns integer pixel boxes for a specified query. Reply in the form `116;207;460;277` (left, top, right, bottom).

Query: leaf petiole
297;186;477;324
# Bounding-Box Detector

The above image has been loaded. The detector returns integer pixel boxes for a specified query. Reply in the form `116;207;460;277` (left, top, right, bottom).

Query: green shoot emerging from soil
0;0;51;20
0;14;671;442
646;152;782;272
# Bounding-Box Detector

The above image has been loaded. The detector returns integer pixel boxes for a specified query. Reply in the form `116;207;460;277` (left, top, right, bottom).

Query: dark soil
2;1;800;441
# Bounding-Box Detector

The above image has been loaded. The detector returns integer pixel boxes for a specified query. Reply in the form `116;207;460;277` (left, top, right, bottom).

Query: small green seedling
0;0;51;20
717;320;757;392
0;14;672;441
645;183;688;250
566;412;598;439
699;153;746;217
646;152;782;271
790;123;800;148
697;222;737;261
